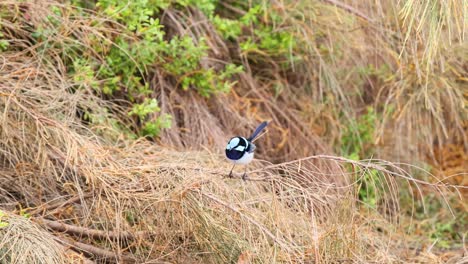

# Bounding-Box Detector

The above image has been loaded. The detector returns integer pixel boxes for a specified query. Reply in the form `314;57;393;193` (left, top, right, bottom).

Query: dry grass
0;61;465;261
0;0;466;263
0;212;65;264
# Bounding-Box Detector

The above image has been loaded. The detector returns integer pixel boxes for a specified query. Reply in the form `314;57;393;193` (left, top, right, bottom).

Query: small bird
225;121;268;180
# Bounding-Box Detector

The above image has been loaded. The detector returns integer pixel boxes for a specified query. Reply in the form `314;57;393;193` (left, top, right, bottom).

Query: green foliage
0;210;8;229
400;190;467;249
142;116;172;137
90;0;166;98
26;0;302;138
19;208;31;219
129;98;172;137
255;26;295;54
0;32;9;51
341;106;378;159
71;58;100;89
34;0;247;137
212;3;298;62
177;0;217;16
129;98;161;119
357;169;381;208
160;36;207;76
91;0;241;98
84;110;136;139
98;0;158;30
179;63;243;97
241;5;261;24
212;16;241;39
341;107;380;207
242;5;296;57
430;220;460;249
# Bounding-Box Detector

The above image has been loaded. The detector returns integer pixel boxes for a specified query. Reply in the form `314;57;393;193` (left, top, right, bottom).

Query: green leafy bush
0;32;8;51
20;0;303;138
341;107;378;160
0;211;8;229
129;98;172;137
341;107;381;206
49;0;249;137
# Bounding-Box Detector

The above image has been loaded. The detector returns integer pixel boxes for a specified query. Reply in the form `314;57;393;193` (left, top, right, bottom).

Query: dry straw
0;212;65;264
0;0;466;263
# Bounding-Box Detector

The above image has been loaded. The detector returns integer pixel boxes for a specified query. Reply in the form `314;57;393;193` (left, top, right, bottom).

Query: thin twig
247;155;468;189
39;218;149;241
30;194;92;215
58;243;96;264
218;2;246;16
321;0;373;22
56;237;137;263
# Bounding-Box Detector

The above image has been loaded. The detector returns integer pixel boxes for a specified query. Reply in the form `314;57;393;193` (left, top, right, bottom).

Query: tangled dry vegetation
0;0;467;263
0;77;462;263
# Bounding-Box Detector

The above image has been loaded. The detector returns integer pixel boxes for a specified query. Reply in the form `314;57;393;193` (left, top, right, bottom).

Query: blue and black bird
225;121;268;180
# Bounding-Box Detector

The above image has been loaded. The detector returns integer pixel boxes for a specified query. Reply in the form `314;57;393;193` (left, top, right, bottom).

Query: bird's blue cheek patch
226;137;240;150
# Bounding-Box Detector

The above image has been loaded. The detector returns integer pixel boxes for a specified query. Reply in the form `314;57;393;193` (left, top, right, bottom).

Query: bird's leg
228;164;235;178
242;167;248;181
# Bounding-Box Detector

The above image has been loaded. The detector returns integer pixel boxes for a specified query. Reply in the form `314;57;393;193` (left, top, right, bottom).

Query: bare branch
56;237;137;263
39;219;149;241
30;194;92;216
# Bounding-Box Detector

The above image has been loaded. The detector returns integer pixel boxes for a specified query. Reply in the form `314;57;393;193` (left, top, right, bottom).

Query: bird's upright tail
248;121;269;141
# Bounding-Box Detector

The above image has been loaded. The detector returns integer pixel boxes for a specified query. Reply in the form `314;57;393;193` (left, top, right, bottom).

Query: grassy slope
0;0;466;263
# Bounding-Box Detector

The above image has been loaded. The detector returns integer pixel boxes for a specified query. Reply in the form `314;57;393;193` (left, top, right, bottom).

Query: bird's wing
247;143;256;153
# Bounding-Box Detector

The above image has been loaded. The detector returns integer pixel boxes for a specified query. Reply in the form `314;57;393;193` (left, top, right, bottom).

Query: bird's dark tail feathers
248;121;268;141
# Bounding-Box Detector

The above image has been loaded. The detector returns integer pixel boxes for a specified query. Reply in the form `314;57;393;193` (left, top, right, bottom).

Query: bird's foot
228;171;233;178
241;173;248;181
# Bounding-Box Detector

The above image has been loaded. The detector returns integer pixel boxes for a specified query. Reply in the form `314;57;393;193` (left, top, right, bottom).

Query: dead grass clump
0;211;65;264
1;81;464;262
325;0;467;162
0;37;348;261
0;49;464;262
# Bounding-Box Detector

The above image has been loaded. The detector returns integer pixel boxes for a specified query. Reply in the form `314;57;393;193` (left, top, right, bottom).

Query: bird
225;121;268;180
